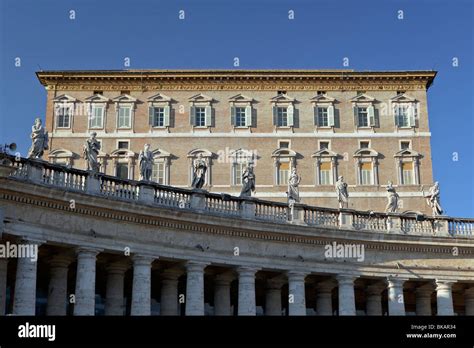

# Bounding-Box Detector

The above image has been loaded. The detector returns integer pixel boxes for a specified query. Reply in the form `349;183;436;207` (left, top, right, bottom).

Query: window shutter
205;106;212;126
393;104;399;127
190;106;196;126
327;105;335;127
314;107;319;126
245;105;252;127
272;105;277;126
230;106;236;126
408;104;415;127
163;105;170;127
353;106;359;127
287;105;294;126
368;105;375;126
148;106;154;126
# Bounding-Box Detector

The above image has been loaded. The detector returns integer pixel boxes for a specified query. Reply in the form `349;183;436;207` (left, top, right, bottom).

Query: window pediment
390;93;417;103
112;94;137;103
310;94;336;104
272;148;297;157
350;93;375;103
53;94;77;103
48;148;75;159
394;148;421;158
270;93;295;103
151;148;171;158
312;149;338;158
147;93;172;103
85;94;109;103
354;148;379;157
110;149;136;158
187;148;213;158
229;148;255;162
188;93;213;103
228;94;254;103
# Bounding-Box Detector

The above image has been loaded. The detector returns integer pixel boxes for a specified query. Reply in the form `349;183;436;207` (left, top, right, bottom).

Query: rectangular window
235;107;246;127
319;141;330;150
278;161;290;185
360;162;373;185
152;162;165;184
151;107;165;127
396;105;409;127
360;141;370;149
279;141;290;149
319;162;332;185
234;162;245;186
317;107;329;127
277;107;288;127
116;163;129;180
118;106;131;128
90;105;104;128
402;162;414;185
358;107;369;127
56;106;71;128
118;141;129;149
195;107;206;127
401;141;410;150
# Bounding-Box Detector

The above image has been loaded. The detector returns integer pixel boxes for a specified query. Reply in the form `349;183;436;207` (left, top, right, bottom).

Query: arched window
187;149;213;187
312;148;339;185
354;148;380;186
394;148;422;185
271;148;297;186
110;149;136;180
229;148;255;186
151;148;171;185
48;148;75;168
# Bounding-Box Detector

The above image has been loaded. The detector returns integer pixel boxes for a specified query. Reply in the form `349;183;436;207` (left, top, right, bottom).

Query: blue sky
0;0;472;216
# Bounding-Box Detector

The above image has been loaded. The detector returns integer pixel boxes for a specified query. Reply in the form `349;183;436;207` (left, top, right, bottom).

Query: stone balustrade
2;154;473;238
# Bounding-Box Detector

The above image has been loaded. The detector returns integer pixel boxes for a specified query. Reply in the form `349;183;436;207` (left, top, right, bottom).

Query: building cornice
36;69;437;91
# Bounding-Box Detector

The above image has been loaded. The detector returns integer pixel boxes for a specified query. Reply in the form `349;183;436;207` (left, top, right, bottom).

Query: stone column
74;247;100;316
337;275;356;316
105;261;129;316
265;278;285;316
160;269;182;316
366;283;384;316
387;278;406;316
0;258;8;316
46;255;73;316
435;280;454;316
288;271;307;316
13;240;42;315
415;284;433;316
464;287;474;316
237;267;258;316
214;272;234;316
185;261;207;316
316;281;335;316
131;256;153;316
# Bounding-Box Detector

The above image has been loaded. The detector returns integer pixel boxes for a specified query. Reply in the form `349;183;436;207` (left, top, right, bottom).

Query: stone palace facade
37;69;437;213
0;69;472;317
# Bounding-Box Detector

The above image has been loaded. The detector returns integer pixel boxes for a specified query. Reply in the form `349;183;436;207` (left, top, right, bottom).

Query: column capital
386;276;408;288
435;279;454;291
75;246;102;257
266;276;286;290
215;271;235;285
48;254;74;268
316;279;337;293
106;260;130;274
236;266;259;276
336;275;356;286
18;237;45;246
186;260;209;273
415;283;435;296
161;268;184;281
366;282;386;296
287;271;308;282
132;255;155;266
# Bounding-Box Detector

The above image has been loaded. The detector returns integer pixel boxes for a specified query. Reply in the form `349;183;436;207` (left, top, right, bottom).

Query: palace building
37;69;437;213
0;69;472;318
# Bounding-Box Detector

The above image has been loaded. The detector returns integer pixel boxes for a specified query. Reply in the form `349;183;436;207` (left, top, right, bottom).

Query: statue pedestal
86;172;101;194
338;209;354;229
138;182;155;204
433;216;450;236
190;188;208;210
240;197;256;219
387;213;402;234
0;163;15;178
290;203;306;225
26;159;45;184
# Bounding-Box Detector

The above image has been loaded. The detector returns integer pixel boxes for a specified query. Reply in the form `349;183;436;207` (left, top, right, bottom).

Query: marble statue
287;167;301;203
83;132;101;172
385;181;399;213
138;144;154;181
191;153;207;189
27;118;49;159
426;182;444;216
240;163;256;197
335;175;349;209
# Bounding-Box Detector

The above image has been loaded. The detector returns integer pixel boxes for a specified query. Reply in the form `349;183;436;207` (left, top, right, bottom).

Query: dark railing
1;154;473;238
